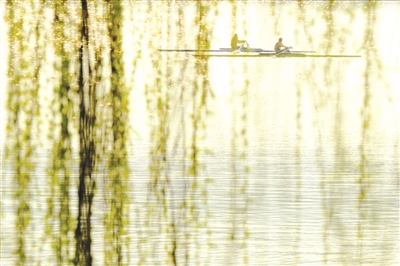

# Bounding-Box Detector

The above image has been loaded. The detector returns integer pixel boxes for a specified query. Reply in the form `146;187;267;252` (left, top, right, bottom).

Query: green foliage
45;1;74;265
5;1;42;264
103;1;130;264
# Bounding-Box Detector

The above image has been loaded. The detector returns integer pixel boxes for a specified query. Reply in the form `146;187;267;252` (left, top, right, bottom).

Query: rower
274;38;291;53
231;34;249;50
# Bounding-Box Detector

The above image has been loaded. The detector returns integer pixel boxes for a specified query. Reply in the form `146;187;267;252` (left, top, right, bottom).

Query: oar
274;46;293;56
233;41;250;53
233;44;244;53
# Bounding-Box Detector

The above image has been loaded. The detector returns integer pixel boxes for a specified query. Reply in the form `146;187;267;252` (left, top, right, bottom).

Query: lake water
1;1;399;265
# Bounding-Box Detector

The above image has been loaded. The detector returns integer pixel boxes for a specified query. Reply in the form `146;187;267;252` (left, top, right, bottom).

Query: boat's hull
160;48;316;54
159;48;360;58
192;52;361;58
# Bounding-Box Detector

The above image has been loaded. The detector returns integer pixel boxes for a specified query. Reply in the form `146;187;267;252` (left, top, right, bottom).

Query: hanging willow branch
103;0;130;265
6;1;42;264
45;0;73;264
74;0;97;265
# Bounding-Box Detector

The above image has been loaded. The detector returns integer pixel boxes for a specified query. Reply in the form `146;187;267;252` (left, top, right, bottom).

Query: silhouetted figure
274;38;291;52
231;34;249;50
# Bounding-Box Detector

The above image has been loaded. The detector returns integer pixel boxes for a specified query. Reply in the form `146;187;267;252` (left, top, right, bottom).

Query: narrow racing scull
159;47;360;58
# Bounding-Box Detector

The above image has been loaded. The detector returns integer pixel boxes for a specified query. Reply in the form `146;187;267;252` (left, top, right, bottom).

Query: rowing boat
159;48;316;53
159;48;360;58
193;52;361;58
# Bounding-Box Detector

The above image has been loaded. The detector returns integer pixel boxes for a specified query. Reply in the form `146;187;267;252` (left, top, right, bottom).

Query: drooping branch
103;0;130;265
74;0;96;265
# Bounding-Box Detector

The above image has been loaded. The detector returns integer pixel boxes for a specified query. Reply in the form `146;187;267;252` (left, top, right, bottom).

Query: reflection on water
1;1;399;265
